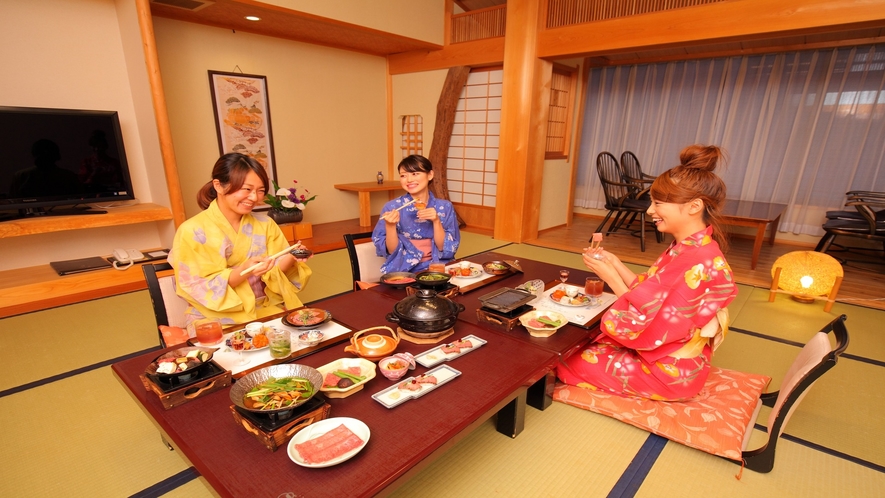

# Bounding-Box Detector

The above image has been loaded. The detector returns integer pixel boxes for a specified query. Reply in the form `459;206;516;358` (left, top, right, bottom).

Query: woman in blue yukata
372;155;460;274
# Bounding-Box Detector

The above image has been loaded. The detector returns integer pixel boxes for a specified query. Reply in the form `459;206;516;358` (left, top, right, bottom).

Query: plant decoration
264;179;316;213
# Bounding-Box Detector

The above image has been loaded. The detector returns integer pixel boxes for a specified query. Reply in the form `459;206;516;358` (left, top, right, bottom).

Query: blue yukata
371;192;460;274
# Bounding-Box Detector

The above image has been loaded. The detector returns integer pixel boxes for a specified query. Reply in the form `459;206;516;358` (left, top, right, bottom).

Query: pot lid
394;288;460;322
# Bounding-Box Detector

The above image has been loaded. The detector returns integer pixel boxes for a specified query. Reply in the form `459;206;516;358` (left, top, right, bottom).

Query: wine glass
585;277;604;306
230;331;250;366
559;269;569;290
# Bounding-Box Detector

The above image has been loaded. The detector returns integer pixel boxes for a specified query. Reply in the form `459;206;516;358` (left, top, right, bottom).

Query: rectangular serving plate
413;334;488;368
371;364;462;409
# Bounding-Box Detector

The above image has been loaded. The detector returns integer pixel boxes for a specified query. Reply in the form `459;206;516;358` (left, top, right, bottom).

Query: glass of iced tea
585;277;604;305
194;320;223;345
429;262;446;273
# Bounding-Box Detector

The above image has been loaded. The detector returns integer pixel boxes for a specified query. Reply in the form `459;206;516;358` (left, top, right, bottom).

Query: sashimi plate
287;417;370;468
372;364;461;409
414;334;487;368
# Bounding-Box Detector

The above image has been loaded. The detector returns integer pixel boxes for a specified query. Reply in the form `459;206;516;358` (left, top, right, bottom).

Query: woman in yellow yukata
557;145;738;401
164;153;311;340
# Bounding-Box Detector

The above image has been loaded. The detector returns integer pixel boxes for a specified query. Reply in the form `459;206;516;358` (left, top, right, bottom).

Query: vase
268;208;303;225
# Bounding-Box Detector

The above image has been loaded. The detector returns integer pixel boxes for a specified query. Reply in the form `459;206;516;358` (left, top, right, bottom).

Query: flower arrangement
264;179;317;213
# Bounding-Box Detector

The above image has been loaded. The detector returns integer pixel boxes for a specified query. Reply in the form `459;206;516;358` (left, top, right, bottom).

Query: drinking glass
559;269;569;290
194;320;223;346
413;201;427;222
230;331;250;365
267;327;291;359
585;277;604;305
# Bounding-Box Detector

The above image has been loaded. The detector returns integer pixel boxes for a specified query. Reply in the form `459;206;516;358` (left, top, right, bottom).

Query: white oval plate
287;417;370;468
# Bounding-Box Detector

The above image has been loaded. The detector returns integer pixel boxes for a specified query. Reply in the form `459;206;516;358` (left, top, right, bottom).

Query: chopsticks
589;232;603;251
395;198;417;211
381;198;418;222
239;243;300;276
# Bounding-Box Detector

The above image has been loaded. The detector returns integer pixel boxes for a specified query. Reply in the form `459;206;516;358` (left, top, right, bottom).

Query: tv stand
0;206;108;222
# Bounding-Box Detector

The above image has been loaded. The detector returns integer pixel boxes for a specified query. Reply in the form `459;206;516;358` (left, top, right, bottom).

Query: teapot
344;326;399;361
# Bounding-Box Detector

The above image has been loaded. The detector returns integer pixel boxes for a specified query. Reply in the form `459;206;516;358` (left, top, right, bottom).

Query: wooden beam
537;0;885;60
428;67;471;227
388;37;505;74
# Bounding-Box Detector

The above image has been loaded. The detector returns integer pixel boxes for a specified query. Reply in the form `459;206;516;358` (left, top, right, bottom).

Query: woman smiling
558;145;737;401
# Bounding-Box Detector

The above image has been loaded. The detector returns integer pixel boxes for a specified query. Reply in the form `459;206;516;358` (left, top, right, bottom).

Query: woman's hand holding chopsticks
238;242;306;277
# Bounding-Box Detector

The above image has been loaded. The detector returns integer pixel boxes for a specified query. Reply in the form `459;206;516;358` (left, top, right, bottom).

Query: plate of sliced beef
287;417;370;468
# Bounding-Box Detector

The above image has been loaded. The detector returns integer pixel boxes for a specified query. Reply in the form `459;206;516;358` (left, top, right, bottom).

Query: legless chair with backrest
142;262;190;347
344;232;388;291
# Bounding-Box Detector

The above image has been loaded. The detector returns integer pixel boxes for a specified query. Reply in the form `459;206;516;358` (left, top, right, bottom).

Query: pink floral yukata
557;226;737;401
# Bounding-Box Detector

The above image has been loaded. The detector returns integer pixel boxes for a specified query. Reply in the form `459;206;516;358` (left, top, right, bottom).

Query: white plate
287;417;370;468
414;335;487;368
447;265;483;279
224;334;269;352
316;358;377;394
553;294;592;307
372;365;462;409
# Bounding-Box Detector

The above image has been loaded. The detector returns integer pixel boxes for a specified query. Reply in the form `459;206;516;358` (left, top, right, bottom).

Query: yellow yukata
169;200;311;327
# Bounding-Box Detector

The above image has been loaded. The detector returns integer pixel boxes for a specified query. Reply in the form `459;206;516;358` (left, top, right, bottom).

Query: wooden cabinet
0;203;173;318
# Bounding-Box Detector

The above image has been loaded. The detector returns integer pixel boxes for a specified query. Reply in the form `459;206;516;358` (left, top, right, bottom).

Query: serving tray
371;364;461;409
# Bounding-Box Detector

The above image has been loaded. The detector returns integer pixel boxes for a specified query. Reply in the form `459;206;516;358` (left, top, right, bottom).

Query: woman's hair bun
679;144;723;172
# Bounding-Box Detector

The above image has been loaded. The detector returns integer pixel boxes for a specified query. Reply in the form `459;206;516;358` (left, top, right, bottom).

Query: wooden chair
816;198;885;257
554;315;850;474
619;151;656;188
142;262;190;347
343;232;387;291
594;152;657;252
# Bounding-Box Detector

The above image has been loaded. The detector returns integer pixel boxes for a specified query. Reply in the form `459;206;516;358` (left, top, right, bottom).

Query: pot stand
140;361;231;410
476;305;534;332
230;395;331;452
396;326;454;344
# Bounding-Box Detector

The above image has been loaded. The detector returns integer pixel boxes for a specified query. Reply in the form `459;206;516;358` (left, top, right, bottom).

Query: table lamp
769;251;843;312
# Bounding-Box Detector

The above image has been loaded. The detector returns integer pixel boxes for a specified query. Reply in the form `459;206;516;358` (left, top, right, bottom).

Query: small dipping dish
297;329;324;347
378;352;416;381
291;248;313;259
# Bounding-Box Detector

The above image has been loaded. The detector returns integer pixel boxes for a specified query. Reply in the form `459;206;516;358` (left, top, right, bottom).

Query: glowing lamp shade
769;251;844;312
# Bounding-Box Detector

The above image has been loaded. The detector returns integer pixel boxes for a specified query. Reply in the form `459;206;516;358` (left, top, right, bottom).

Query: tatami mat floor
1;232;882;497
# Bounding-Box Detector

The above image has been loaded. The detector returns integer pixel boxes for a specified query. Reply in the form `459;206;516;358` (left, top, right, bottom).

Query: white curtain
575;45;885;236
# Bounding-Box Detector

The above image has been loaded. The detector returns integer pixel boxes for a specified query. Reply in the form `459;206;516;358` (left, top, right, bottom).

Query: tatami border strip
607;434;668;498
129;467;200;498
730;326;885;367
0;346;160;399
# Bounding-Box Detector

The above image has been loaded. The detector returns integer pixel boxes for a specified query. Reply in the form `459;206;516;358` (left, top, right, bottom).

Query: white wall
0;0;166;270
152;18;389;224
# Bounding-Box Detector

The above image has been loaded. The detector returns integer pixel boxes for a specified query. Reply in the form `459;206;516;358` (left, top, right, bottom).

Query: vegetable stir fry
244;376;314;410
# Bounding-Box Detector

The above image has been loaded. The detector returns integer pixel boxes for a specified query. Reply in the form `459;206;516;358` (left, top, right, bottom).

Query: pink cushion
553;366;771;460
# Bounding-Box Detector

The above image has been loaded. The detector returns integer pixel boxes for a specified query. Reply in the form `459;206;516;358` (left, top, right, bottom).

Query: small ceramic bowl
297;329;324;347
378;353;416;381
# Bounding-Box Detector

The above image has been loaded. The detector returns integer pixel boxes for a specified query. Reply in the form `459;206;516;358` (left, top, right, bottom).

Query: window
446;68;502;207
400;115;423;157
546;65;577;159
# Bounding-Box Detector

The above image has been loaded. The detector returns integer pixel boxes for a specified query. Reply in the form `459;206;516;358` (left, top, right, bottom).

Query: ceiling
148;0;442;57
149;0;885;63
455;0;506;11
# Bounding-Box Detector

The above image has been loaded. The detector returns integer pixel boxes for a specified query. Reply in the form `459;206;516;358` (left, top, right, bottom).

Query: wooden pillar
494;0;551;243
135;0;187;227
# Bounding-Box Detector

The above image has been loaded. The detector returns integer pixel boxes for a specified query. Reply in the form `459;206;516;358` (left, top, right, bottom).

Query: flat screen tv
0;106;135;220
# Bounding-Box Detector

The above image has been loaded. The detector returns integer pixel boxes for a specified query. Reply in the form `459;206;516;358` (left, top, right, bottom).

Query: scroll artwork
208;70;277;184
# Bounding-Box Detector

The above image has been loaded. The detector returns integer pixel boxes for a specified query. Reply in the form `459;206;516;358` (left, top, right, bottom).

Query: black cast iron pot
386;288;466;338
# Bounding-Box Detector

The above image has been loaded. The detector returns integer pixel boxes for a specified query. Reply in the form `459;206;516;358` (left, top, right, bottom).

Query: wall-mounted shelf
0;203;173;238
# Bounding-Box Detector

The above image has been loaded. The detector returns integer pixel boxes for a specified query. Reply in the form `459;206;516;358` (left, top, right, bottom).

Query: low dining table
112;276;559;497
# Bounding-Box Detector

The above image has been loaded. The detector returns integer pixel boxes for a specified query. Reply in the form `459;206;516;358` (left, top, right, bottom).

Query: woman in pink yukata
557;144;738;401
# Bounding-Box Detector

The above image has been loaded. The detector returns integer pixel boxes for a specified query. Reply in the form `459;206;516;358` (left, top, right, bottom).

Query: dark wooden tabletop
113;285;557;498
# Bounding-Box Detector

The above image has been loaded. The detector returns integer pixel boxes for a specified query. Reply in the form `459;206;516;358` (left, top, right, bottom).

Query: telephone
113;248;144;263
112;248;144;270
